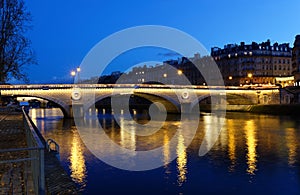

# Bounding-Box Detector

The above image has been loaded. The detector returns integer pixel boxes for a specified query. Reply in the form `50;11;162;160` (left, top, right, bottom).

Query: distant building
121;53;206;85
292;35;300;86
98;71;123;84
211;40;293;86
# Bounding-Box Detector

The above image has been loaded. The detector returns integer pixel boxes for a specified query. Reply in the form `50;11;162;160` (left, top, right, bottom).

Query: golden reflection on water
176;131;187;186
245;120;257;175
285;127;297;166
202;115;220;152
163;131;170;167
31;108;37;124
227;119;236;172
120;117;136;151
70;129;87;185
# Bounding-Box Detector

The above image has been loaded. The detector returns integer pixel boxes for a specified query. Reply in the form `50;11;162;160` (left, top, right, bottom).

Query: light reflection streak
227;119;236;172
285;127;297;166
245;120;257;175
40;109;45;134
163;131;170;167
176;130;187;186
31;108;37;125
202;115;222;152
120;116;136;151
163;130;171;177
70;130;87;185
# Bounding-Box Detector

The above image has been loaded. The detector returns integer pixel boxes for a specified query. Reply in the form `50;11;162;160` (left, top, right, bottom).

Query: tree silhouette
0;0;35;83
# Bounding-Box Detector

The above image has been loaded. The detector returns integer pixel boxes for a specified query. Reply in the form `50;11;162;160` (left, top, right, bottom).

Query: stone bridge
0;84;280;118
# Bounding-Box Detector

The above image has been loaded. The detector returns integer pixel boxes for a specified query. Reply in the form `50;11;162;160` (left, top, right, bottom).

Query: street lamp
71;67;81;83
247;73;253;84
71;71;76;77
177;70;183;75
76;67;81;83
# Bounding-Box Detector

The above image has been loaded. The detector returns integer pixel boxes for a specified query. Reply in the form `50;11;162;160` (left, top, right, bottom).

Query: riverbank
0;110;79;194
200;104;300;115
0;112;31;194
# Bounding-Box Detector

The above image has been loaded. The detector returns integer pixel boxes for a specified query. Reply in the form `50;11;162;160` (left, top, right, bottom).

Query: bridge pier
181;103;192;114
69;104;84;118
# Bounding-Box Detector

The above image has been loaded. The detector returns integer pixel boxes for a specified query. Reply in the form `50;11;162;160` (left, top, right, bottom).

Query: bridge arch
134;92;180;113
83;92;181;114
8;94;71;118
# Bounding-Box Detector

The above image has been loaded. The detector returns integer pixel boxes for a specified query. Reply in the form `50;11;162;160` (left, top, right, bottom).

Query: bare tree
0;0;35;83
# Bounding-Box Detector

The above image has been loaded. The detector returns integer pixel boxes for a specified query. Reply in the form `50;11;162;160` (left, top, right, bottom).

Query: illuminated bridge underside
0;85;280;118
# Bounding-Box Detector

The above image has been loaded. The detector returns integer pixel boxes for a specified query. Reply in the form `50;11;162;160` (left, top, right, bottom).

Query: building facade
211;40;293;86
292;35;300;86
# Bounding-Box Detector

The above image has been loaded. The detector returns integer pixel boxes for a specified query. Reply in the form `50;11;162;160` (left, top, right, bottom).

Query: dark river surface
29;108;300;194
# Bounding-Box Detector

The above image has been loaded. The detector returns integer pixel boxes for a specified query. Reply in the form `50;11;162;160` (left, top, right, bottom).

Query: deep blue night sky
17;0;300;84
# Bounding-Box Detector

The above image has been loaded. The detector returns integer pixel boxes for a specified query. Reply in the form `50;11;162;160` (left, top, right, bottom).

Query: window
274;65;277;70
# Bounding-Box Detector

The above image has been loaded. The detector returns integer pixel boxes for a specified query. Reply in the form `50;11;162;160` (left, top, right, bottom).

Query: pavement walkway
0;111;34;194
0;110;79;194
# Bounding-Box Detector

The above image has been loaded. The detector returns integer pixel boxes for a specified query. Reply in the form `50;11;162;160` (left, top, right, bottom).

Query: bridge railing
0;109;45;194
0;83;280;90
22;107;45;195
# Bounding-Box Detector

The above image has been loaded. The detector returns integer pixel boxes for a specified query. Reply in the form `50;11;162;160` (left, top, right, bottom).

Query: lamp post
71;71;76;77
76;67;81;83
177;70;183;75
70;67;81;83
229;76;232;86
247;73;253;85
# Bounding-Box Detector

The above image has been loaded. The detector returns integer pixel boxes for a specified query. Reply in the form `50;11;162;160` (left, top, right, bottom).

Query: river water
29;108;300;194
